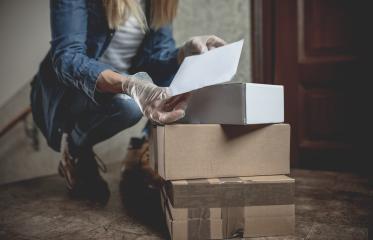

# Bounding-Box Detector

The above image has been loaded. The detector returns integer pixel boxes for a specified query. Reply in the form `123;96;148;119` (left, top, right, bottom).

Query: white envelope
169;39;244;96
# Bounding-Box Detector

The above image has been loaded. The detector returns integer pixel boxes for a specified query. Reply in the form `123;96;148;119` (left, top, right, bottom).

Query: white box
180;83;284;125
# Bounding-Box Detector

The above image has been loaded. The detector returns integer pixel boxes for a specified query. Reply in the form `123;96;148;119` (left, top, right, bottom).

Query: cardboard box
179;83;284;124
161;188;295;239
150;124;290;180
165;175;295;208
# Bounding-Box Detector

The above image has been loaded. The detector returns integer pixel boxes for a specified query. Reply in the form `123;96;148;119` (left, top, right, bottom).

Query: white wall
173;0;251;83
0;0;251;107
0;0;252;184
0;0;50;107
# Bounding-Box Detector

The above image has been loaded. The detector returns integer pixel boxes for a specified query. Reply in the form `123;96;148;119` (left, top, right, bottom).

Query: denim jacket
31;0;179;151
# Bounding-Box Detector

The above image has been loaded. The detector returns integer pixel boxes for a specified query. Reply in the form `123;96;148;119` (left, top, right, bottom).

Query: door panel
302;0;357;58
270;0;364;168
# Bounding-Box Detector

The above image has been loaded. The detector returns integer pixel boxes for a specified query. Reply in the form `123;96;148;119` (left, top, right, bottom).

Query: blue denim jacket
31;0;179;151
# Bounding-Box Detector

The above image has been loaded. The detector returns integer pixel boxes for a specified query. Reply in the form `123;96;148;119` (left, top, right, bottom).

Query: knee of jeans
112;94;143;127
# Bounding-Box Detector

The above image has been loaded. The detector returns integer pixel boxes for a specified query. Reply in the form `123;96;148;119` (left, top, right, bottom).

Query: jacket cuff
82;61;116;104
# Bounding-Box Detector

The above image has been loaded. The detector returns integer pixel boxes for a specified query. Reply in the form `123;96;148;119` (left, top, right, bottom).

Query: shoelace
94;153;107;173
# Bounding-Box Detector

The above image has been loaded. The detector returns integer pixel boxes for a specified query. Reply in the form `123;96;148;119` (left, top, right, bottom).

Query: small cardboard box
161;187;295;239
165;175;295;208
150;124;290;180
180;83;284;124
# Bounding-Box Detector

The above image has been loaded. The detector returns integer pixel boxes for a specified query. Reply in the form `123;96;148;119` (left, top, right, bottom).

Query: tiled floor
0;163;371;240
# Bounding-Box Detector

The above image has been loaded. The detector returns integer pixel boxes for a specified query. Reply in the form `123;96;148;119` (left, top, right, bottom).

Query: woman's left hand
178;35;226;64
122;72;190;124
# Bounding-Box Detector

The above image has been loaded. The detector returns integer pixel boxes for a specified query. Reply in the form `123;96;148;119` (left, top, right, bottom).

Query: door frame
251;0;299;167
251;0;370;171
251;0;275;85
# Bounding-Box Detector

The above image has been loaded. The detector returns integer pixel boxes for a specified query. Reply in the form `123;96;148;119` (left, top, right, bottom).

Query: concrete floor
0;163;371;240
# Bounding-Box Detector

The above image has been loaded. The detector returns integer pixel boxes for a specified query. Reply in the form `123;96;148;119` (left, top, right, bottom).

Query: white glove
179;35;226;62
122;72;189;124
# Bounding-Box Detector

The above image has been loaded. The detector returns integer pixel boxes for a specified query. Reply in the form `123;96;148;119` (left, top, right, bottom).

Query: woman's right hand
178;35;226;64
122;72;189;124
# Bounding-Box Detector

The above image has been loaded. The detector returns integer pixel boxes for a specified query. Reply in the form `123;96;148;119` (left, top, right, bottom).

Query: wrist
121;75;131;94
97;70;127;94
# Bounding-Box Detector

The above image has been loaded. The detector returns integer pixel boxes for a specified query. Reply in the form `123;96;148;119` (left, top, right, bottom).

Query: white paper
168;39;244;96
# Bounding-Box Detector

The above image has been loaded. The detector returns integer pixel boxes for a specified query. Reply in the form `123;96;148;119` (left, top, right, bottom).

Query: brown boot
58;133;110;204
121;137;163;188
121;137;150;172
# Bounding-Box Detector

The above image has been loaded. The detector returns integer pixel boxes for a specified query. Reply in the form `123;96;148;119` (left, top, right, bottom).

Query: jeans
63;89;143;155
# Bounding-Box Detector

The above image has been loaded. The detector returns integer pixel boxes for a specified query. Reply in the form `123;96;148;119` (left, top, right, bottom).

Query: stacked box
150;124;291;180
148;83;294;239
180;82;284;125
163;176;294;208
160;176;295;239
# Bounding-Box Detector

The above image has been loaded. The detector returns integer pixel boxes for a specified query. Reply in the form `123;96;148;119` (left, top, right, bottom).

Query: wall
0;98;147;184
0;0;50;107
0;0;252;184
0;0;252;107
173;0;252;83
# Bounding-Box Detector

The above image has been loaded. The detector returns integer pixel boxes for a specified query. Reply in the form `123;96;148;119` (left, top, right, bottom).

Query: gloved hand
122;72;189;124
178;35;226;63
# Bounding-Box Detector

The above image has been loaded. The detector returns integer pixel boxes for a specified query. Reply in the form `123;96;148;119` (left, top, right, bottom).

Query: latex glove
122;72;189;124
178;35;226;63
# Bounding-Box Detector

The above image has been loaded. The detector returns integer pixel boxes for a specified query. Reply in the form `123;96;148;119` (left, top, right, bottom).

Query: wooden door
252;0;369;169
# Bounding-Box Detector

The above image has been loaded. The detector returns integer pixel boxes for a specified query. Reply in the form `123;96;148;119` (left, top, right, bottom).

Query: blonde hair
102;0;178;30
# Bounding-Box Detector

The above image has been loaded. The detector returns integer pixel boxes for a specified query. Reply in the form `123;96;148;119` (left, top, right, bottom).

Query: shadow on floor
119;167;168;237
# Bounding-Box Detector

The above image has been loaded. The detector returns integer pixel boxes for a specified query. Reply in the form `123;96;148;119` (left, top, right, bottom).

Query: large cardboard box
161;188;295;239
180;83;284;124
165;175;295;208
150;124;290;180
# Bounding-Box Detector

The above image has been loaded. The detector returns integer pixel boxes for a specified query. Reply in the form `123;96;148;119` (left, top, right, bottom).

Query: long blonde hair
102;0;179;30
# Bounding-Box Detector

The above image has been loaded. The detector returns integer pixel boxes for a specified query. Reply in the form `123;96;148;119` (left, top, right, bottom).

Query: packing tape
167;177;295;208
162;187;223;239
161;187;294;239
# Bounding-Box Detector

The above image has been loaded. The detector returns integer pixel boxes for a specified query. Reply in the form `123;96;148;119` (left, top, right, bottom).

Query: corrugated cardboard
180;83;284;124
165;175;295;208
161;188;295;239
151;124;290;180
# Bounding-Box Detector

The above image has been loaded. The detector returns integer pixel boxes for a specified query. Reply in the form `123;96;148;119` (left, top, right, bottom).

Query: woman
30;0;225;201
